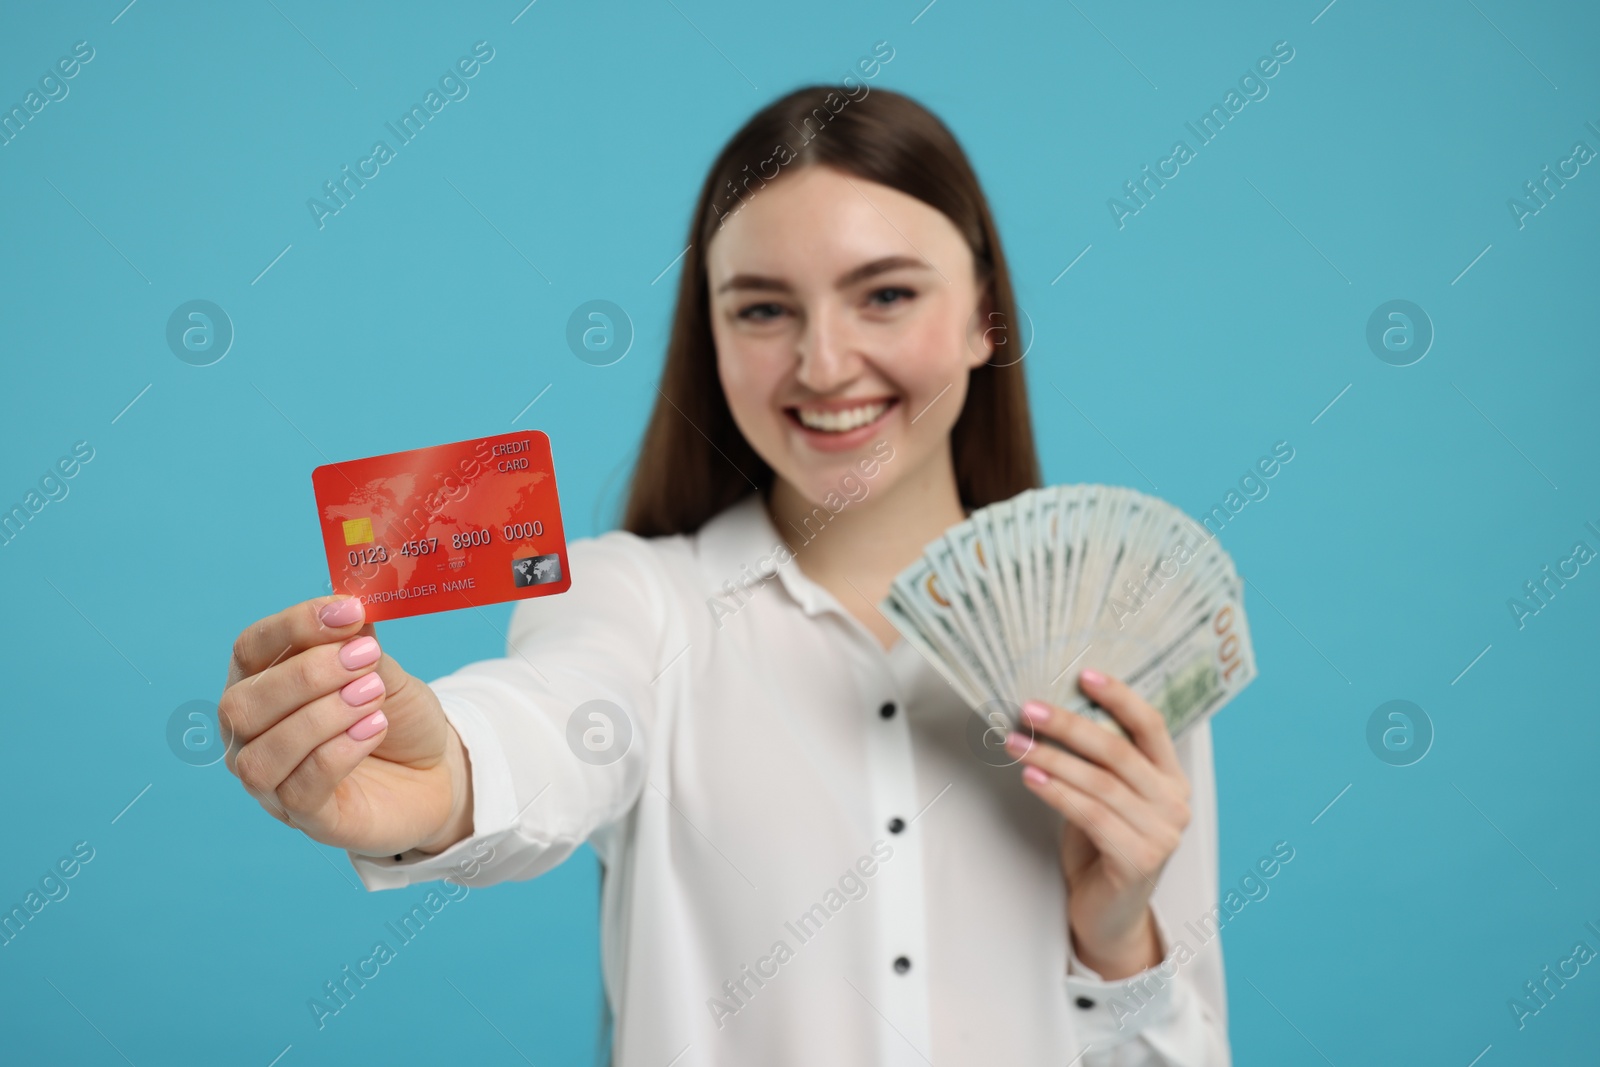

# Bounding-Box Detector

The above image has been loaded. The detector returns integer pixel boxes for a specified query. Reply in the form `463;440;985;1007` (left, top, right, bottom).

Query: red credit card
311;430;571;622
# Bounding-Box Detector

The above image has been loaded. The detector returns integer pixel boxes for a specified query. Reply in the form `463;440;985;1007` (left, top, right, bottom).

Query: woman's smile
784;396;899;452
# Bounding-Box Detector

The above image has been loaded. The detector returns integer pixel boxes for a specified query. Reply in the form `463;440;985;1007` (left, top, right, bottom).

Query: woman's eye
737;302;787;322
868;287;915;308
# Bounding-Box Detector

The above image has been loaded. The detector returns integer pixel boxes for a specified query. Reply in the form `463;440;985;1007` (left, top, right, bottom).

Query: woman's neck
767;448;968;650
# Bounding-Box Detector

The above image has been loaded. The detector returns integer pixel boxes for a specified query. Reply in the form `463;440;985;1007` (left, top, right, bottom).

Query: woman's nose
794;305;862;392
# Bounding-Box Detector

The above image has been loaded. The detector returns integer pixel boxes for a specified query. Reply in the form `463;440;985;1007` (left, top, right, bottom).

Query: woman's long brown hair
622;84;1040;538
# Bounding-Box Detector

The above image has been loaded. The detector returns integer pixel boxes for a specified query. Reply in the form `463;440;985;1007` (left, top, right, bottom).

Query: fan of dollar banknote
882;484;1256;740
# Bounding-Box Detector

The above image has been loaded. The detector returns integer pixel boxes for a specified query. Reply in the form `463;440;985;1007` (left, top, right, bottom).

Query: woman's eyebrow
715;254;934;295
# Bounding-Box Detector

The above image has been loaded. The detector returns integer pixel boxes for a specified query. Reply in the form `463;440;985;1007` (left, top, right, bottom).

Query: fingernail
339;636;381;670
1022;765;1049;786
341;673;384;706
347;709;387;741
1021;701;1051;724
1080;669;1107;687
1004;730;1031;755
319;598;363;627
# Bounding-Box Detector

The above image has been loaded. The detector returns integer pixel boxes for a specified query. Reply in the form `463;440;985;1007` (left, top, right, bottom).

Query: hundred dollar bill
1052;592;1257;740
885;556;1002;706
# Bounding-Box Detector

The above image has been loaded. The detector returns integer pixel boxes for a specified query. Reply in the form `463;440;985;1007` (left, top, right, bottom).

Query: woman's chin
774;455;902;518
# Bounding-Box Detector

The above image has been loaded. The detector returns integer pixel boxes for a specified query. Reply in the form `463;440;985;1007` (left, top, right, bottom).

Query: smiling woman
625;88;1037;541
221;83;1229;1067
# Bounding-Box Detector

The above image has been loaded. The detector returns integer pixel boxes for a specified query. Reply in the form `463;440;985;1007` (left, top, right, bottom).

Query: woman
221;85;1229;1065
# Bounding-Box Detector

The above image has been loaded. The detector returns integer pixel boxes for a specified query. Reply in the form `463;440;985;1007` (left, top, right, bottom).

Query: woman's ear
964;287;998;368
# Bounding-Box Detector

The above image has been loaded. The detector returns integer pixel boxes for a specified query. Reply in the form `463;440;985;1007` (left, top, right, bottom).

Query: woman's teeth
795;401;890;433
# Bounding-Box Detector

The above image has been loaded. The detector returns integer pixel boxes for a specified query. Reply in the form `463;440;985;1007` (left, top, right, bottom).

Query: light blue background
2;1;1597;1063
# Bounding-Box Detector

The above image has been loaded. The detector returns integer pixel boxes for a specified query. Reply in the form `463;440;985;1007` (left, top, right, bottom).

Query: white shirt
350;493;1231;1065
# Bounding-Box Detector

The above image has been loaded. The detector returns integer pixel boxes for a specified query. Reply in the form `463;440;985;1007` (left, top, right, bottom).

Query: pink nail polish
1022;701;1051;724
347;709;387;740
339;636;381;670
1080;669;1107;687
1022;765;1049;786
1004;730;1030;753
340;673;384;706
319;598;363;627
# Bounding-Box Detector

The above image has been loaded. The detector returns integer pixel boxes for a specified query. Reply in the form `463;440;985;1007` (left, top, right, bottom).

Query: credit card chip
343;517;375;546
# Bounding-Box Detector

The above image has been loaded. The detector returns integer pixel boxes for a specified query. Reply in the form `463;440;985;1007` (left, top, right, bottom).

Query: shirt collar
695;492;849;620
697;493;941;682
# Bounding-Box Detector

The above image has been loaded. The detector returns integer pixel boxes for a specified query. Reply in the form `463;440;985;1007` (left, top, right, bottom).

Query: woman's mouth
790;400;894;433
785;398;898;452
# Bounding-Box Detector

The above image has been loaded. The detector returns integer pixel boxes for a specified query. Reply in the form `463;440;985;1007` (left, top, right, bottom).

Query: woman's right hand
220;595;473;858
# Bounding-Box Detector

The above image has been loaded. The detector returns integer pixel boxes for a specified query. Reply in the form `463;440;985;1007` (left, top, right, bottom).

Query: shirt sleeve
1062;717;1232;1066
346;532;677;892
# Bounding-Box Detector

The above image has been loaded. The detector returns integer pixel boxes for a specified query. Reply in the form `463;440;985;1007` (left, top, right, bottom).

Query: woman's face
705;164;993;508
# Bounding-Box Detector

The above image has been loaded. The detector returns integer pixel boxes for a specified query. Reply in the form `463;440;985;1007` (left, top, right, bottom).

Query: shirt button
879;701;897;719
893;956;911;974
1074;996;1096;1009
887;817;905;834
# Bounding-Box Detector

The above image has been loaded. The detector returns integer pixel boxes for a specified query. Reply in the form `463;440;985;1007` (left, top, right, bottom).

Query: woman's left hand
1003;668;1192;981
